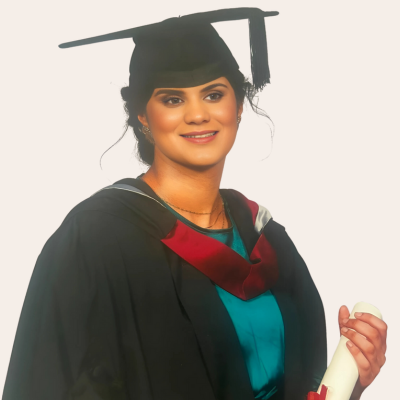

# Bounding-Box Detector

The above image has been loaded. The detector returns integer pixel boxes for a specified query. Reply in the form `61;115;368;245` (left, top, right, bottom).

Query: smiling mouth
181;131;218;138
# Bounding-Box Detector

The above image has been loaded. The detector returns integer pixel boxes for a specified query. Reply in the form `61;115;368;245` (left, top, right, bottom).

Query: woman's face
138;77;242;169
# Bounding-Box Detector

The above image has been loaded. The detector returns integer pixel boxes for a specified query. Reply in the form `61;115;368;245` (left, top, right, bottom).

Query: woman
2;8;387;400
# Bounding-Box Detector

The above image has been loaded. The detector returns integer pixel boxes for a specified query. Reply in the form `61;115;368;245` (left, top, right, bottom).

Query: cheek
147;103;182;133
212;100;238;127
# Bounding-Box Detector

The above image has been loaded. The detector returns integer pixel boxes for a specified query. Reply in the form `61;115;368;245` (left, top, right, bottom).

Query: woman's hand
338;305;387;400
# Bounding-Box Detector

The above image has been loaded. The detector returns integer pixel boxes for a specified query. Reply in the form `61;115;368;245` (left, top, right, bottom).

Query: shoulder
35;187;159;285
40;202;122;266
56;183;174;241
42;195;134;252
38;185;166;267
221;187;281;232
62;187;143;226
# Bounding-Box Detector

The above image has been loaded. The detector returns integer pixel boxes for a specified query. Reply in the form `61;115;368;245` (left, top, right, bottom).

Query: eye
163;97;183;105
205;92;223;101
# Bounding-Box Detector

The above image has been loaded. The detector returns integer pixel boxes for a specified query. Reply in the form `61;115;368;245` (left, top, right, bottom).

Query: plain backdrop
1;0;398;398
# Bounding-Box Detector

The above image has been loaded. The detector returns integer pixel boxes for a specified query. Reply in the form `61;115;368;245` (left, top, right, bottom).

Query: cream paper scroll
317;302;382;400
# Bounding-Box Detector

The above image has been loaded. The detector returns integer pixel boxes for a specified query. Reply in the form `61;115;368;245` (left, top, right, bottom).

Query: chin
156;139;235;170
182;159;224;171
177;152;227;170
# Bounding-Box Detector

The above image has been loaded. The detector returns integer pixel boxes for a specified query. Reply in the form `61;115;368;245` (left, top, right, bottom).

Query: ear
137;113;149;127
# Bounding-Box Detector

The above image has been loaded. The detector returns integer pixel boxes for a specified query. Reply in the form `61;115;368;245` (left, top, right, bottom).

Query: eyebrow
154;83;228;97
200;83;228;93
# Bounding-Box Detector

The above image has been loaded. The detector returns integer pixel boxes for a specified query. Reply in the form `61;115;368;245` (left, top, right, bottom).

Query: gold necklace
205;209;224;229
164;194;227;229
138;177;226;228
163;193;223;215
205;198;227;229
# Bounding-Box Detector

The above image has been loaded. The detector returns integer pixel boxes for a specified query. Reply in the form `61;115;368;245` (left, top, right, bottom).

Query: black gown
2;177;327;400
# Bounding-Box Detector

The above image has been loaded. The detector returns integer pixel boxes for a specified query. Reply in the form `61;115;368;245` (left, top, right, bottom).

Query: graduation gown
2;177;327;400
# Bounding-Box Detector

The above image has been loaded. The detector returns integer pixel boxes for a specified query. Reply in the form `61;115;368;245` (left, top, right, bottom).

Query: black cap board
59;8;279;92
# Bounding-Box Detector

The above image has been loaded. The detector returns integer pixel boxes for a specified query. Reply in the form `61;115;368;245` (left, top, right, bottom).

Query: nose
183;98;210;125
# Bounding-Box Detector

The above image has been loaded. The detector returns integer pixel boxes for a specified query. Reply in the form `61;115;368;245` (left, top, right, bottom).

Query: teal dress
162;197;285;400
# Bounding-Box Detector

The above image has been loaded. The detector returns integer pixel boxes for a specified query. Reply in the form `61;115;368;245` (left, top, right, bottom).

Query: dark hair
102;70;271;167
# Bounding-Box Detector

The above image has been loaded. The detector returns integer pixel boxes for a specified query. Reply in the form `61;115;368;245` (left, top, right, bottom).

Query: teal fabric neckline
161;196;250;261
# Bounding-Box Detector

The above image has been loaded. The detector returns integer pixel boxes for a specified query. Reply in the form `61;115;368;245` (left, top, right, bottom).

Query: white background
1;0;398;398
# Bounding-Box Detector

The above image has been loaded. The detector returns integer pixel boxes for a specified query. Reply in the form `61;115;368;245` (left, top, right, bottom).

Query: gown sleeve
2;211;130;400
291;241;327;394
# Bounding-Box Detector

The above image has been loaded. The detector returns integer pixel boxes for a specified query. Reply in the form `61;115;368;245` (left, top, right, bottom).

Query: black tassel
249;15;270;91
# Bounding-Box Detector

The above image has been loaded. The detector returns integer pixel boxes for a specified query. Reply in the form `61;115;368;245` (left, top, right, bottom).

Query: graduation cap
59;8;279;92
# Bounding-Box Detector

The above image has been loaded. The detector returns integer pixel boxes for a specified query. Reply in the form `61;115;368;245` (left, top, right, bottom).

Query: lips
180;130;218;138
180;130;219;144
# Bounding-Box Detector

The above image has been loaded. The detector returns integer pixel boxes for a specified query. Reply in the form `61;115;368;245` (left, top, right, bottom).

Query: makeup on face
138;77;240;167
145;80;235;140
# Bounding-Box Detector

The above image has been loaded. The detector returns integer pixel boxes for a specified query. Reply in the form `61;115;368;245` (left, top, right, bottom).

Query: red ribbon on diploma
307;385;328;400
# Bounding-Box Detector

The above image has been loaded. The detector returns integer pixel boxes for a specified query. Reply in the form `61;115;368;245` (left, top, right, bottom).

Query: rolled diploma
317;302;382;400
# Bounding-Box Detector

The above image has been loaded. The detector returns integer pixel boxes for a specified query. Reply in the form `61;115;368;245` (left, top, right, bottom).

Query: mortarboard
59;8;279;92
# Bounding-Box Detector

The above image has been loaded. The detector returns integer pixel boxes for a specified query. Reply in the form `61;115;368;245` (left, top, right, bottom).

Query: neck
140;155;227;228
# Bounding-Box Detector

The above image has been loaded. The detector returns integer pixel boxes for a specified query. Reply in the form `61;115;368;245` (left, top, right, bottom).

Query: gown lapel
263;220;303;400
167;250;255;400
